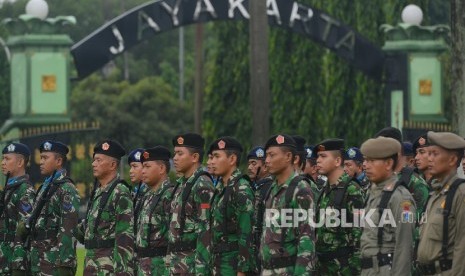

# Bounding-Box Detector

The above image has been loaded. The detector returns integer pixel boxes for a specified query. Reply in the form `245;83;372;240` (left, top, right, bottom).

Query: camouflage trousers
316;253;360;276
30;240;59;276
212;251;238;275
136;256;167;276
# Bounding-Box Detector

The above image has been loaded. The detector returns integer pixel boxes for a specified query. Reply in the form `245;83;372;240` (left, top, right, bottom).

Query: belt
361;253;393;269
262;255;297;269
416;259;452;275
0;233;14;242
33;229;58;241
167;240;196;253
317;246;354;262
212;241;238;254
84;238;115;249
137;246;168;258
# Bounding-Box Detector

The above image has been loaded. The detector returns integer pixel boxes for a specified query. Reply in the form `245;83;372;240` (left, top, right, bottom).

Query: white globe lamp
25;0;49;20
401;4;423;25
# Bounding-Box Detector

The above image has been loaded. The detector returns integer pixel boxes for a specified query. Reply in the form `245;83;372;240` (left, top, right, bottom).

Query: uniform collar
371;174;397;192
6;174;29;186
431;172;457;193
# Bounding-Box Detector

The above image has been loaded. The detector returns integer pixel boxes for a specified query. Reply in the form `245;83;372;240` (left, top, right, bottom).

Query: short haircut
454;149;464;168
156;160;171;173
385;153;398;171
296;153;306;171
225;150;242;166
54;152;67;165
279;146;297;164
187;147;204;163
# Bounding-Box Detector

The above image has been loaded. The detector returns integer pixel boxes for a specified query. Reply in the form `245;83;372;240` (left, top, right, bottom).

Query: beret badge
276;135;285;145
102;142;110;151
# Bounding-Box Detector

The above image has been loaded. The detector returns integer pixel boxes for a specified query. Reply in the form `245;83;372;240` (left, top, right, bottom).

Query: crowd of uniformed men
0;126;464;275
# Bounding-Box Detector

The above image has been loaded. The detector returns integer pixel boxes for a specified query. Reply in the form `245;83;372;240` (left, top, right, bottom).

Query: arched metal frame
71;0;385;80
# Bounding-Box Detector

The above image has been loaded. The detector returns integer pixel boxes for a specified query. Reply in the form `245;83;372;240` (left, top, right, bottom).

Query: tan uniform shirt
417;173;465;275
360;175;416;275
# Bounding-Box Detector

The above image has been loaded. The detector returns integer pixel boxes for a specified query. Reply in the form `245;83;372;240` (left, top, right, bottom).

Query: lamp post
382;5;449;134
1;0;76;140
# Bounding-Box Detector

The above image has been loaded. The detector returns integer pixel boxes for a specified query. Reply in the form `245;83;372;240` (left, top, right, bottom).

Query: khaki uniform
360;175;416;275
417;173;465;275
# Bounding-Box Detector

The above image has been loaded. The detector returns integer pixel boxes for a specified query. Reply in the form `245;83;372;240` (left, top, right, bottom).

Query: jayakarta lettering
108;0;355;55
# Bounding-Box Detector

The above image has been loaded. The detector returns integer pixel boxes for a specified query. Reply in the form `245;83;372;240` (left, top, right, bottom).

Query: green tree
71;72;193;149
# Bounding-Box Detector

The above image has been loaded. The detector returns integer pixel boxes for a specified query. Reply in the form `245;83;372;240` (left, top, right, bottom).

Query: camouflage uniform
135;179;174;275
83;177;134;275
252;175;273;273
315;172;364;275
260;173;316;275
133;183;148;231
210;169;255;275
167;167;214;275
29;170;80;275
0;175;35;274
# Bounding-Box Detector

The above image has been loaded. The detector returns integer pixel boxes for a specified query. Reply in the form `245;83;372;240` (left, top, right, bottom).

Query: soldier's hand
16;221;28;241
11;269;28;276
55;267;75;276
74;222;85;243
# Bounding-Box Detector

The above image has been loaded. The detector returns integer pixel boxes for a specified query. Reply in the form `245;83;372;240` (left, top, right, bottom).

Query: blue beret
305;145;316;160
2;143;31;157
247;146;266;160
39;141;69;156
94;139;126;159
403;142;414;156
344;147;363;162
127;148;144;164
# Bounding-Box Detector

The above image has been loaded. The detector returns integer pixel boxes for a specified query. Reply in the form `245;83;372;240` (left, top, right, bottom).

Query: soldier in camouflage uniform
135;146;174;275
128;148;147;232
293;136;320;202
315;139;365;275
360;137;415;275
81;139;134;275
413;134;433;184
343;147;370;192
303;145;325;197
0;143;34;275
247;146;272;274
208;137;255;275
167;133;214;275
28;141;80;276
260;134;316;275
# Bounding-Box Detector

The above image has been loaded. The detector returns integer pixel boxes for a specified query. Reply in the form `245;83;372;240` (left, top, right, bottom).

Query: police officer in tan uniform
359;136;416;275
416;131;465;275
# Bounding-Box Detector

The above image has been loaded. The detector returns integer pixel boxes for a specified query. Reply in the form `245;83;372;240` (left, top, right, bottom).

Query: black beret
172;133;204;150
39;141;69;156
305;145;316;160
314;139;345;155
292;135;307;154
264;134;296;151
2;143;31;157
209;137;243;153
93;139;126;159
375;127;402;144
412;134;429;153
127;148;144;164
141;146;171;162
344;147;363;162
247;146;266;160
403;142;414;156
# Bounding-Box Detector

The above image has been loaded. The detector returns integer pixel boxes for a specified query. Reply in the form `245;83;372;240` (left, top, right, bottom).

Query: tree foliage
204;0;433;150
